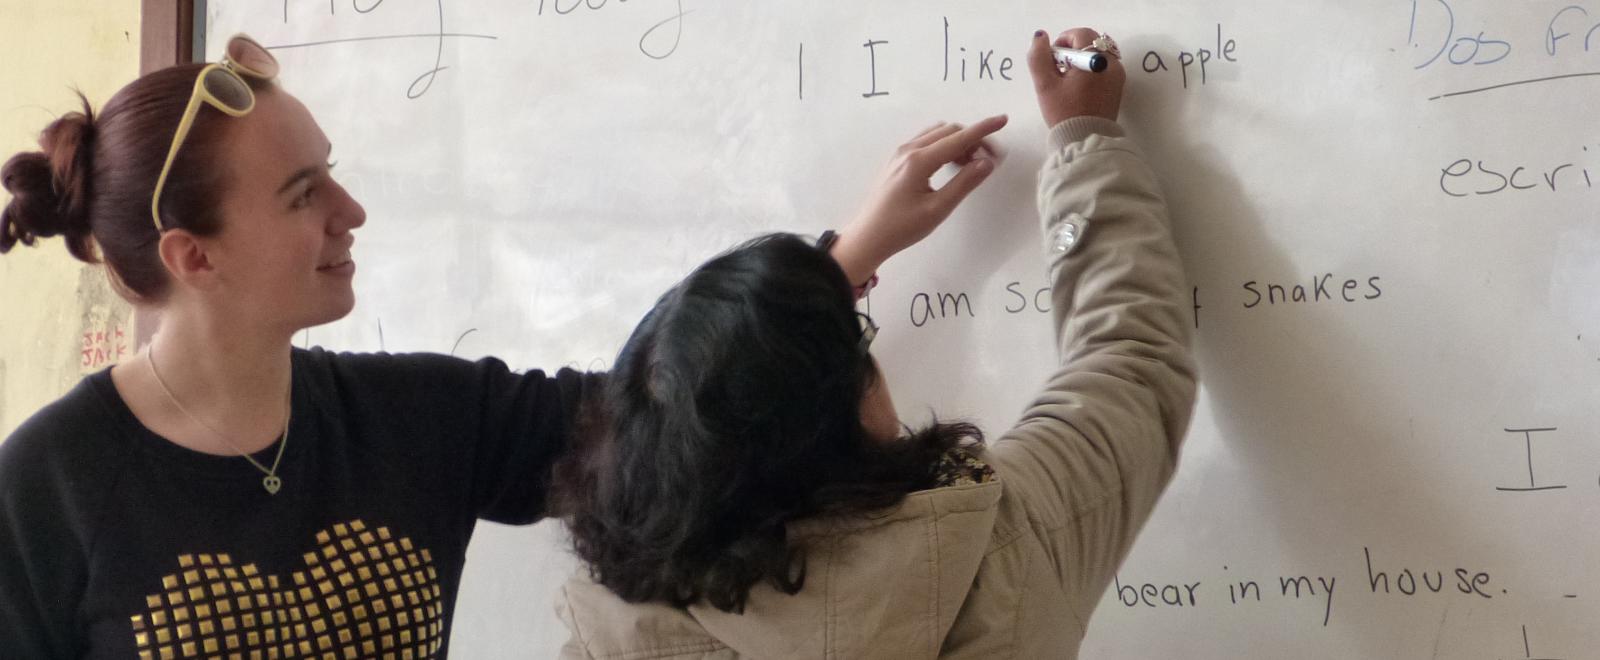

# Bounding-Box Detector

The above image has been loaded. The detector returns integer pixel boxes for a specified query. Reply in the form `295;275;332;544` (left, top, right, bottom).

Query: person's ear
157;230;220;292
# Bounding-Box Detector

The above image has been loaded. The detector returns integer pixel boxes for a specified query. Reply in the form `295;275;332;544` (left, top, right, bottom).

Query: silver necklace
145;345;291;495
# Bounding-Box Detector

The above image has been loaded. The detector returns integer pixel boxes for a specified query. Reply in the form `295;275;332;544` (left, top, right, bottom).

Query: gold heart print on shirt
129;519;444;659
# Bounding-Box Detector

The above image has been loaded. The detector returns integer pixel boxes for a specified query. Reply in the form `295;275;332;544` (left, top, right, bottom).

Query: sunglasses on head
150;34;280;232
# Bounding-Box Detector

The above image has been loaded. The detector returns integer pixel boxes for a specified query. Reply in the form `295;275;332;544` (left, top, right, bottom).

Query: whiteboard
207;1;1600;657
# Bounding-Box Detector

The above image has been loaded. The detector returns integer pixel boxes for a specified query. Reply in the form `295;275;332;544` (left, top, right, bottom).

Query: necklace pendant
263;475;282;495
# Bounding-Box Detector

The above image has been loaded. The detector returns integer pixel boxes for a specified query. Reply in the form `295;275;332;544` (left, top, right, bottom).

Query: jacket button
1051;215;1083;253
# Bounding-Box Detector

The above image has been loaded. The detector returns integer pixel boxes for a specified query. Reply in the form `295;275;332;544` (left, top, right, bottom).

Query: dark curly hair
554;233;981;614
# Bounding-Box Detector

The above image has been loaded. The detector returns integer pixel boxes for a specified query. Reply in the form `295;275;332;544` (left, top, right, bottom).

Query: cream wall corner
1;1;142;438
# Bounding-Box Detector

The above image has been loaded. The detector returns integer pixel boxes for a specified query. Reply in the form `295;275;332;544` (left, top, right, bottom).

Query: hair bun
2;99;98;260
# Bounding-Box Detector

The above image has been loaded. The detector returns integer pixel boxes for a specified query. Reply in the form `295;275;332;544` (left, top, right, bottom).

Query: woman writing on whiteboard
554;27;1196;659
0;36;1004;657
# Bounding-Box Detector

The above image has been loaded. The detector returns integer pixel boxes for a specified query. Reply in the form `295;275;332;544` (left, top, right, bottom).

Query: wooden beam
140;0;195;75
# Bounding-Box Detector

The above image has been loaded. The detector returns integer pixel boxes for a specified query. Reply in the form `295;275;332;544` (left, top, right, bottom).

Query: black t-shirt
0;348;595;659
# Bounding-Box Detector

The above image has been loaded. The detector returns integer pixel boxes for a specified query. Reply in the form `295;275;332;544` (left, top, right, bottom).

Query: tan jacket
556;118;1198;660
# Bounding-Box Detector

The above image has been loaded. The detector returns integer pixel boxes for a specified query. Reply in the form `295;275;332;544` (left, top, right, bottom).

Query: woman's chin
328;295;357;324
302;291;357;332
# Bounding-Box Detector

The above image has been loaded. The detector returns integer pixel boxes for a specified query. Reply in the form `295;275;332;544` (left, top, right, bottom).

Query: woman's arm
0;498;75;659
826;116;1009;286
458;359;602;524
313;350;601;525
0;420;91;659
986;27;1198;617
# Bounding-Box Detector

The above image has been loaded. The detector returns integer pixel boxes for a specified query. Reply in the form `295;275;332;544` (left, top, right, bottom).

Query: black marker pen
1053;47;1109;73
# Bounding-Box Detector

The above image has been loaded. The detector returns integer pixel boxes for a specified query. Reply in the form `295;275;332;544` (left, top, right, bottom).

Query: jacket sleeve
985;117;1198;618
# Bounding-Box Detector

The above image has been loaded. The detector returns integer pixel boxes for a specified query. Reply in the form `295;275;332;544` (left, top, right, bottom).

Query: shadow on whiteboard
1098;34;1492;657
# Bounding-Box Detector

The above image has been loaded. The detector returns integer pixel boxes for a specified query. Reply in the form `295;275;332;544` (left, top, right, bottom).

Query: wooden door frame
140;0;197;74
135;1;205;344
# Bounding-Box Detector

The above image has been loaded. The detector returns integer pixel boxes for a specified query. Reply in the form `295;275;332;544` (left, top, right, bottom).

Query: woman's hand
1026;27;1126;127
830;115;1009;286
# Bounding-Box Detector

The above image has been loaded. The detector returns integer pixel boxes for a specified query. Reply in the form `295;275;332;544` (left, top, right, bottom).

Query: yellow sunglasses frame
150;35;277;233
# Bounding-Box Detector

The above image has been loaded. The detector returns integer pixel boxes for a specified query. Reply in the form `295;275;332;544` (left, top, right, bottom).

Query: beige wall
0;1;142;438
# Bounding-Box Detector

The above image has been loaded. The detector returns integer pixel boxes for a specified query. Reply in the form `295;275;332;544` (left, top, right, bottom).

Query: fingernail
1034;30;1046;38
